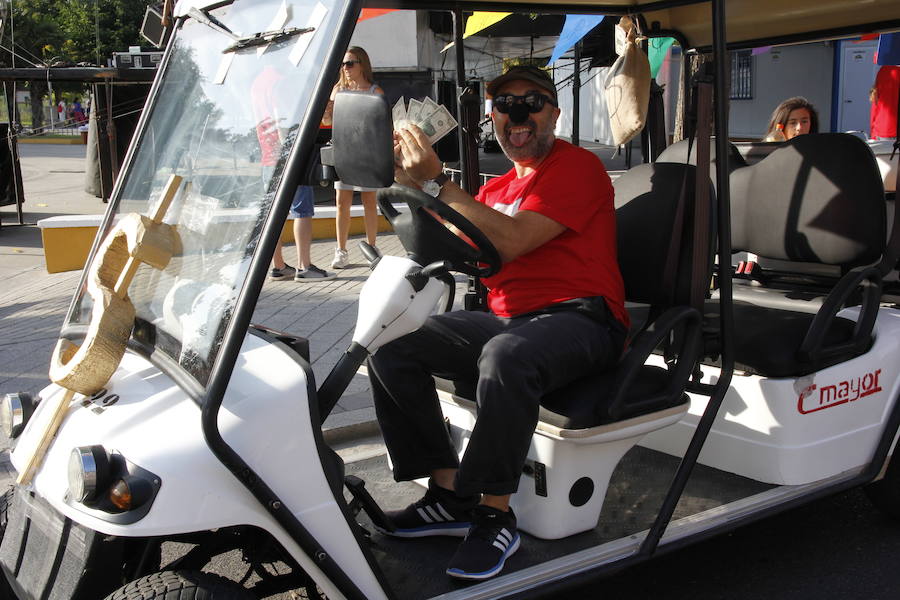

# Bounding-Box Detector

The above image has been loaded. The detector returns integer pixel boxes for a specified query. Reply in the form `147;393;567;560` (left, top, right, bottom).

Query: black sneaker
378;480;477;538
446;505;520;580
269;264;297;280
294;264;336;282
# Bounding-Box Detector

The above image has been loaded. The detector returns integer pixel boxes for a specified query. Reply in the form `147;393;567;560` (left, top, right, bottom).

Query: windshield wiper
221;26;314;53
188;7;239;40
188;8;316;54
188;7;314;54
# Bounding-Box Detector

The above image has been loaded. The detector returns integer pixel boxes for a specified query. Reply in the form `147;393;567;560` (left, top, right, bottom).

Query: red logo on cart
797;369;882;414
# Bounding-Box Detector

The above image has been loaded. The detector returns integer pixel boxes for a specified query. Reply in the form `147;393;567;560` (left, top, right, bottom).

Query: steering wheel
377;183;502;277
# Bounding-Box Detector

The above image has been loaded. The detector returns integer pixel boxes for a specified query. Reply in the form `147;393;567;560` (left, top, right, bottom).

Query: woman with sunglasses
321;46;384;269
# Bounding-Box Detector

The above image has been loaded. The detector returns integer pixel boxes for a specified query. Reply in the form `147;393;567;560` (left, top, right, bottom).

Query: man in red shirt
369;66;627;580
870;65;899;140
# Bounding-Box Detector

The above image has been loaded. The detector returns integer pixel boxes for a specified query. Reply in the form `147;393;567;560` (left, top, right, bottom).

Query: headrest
730;133;885;266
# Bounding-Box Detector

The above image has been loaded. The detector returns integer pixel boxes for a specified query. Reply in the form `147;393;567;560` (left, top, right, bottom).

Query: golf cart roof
376;0;900;50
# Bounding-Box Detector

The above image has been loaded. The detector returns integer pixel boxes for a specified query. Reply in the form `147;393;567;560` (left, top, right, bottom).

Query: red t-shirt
476;139;629;328
250;66;286;167
871;66;900;139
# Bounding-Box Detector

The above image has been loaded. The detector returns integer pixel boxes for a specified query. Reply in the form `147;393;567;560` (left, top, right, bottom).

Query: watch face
423;180;440;197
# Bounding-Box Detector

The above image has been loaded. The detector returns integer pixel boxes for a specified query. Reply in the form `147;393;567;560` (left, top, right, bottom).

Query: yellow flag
463;12;512;39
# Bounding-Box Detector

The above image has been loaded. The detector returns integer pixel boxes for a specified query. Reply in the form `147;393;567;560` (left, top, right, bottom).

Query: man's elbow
496;238;535;263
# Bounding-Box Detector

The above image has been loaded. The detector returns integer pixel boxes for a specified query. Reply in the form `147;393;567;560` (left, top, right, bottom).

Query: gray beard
496;122;556;163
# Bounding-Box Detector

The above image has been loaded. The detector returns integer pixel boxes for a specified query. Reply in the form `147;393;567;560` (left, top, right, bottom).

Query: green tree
0;0;153;130
56;0;155;65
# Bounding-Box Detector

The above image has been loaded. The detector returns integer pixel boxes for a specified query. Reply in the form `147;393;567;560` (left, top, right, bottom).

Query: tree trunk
28;80;48;132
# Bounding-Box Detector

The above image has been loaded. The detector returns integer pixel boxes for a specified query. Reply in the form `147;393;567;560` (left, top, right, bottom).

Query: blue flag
547;15;605;66
877;32;900;66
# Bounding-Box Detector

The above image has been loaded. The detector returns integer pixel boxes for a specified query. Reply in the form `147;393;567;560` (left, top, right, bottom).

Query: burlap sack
605;17;651;146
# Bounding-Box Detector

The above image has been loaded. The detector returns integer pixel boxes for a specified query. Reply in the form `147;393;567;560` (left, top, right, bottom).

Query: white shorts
335;180;382;193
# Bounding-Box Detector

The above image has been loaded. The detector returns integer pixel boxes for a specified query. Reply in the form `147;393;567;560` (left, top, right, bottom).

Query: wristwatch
422;172;450;197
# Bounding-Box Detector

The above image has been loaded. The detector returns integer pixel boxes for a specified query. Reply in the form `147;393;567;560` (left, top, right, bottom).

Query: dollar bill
392;97;458;145
392;96;407;125
418;103;458;144
420;96;441;119
406;98;424;125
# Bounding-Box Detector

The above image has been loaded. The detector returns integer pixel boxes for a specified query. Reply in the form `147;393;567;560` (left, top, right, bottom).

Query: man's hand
394;124;443;184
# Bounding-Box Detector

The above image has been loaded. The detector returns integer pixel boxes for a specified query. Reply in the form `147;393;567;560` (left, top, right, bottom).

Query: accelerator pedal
345;475;395;534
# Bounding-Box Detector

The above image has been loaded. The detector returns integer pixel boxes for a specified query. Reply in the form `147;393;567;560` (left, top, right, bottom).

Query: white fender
11;333;387;600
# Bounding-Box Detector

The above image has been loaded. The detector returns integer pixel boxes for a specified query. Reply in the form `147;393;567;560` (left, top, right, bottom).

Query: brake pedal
344;475;395;533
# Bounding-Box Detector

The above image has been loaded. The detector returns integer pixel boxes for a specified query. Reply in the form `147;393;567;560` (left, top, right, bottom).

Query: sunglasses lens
493;94;553;115
493;96;511;114
525;94;545;112
342;61;356;67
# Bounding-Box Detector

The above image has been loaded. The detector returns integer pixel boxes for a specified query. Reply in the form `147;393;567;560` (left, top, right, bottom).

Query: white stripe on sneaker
492;540;507;552
435;503;454;521
426;505;446;522
417;507;435;523
498;528;512;544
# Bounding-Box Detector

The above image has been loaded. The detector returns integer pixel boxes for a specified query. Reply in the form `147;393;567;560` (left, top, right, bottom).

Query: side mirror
321;91;393;189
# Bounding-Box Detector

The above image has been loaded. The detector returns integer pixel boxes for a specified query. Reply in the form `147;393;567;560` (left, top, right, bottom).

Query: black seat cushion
435;366;682;430
630;298;865;378
705;300;863;377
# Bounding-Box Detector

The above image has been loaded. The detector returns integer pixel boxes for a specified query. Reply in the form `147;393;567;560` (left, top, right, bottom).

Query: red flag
358;9;397;22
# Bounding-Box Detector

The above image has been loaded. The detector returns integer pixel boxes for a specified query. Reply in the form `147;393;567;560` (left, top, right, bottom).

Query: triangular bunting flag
463;12;512;39
547;15;605;65
648;37;675;78
358;9;397;22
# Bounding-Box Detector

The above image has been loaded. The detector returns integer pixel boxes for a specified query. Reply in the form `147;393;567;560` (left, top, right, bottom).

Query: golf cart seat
656;137;747;189
440;161;709;427
437;162;711;539
715;133;886;377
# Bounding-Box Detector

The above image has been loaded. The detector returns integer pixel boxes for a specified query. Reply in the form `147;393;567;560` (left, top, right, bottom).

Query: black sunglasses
493;93;556;114
341;60;359;68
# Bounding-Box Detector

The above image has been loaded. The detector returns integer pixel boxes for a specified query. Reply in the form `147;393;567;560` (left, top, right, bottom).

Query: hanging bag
605;16;651;146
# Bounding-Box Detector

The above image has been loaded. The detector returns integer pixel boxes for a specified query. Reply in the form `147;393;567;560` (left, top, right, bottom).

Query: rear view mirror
322;91;393;189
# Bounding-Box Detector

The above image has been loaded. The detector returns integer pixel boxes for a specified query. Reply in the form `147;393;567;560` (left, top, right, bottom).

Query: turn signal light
108;476;153;511
109;479;132;510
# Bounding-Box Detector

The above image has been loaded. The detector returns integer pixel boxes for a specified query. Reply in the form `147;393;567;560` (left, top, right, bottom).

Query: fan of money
392;96;459;144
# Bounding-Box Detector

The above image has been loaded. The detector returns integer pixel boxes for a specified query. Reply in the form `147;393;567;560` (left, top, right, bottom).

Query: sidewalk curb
18;138;86;145
322;407;380;445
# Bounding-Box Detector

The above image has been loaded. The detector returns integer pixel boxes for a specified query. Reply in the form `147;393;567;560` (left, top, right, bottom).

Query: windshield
67;0;342;387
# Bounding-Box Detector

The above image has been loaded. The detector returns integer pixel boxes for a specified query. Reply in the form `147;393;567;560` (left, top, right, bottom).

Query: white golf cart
1;0;900;598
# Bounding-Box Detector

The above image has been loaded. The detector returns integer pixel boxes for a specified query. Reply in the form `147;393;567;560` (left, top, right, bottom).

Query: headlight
1;392;36;438
68;445;111;503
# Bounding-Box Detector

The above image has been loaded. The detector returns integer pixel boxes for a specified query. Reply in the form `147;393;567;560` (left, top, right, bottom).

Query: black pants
368;303;625;496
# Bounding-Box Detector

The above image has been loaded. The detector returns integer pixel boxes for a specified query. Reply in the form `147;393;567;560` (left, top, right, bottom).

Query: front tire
0;487;16;599
103;571;254;600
